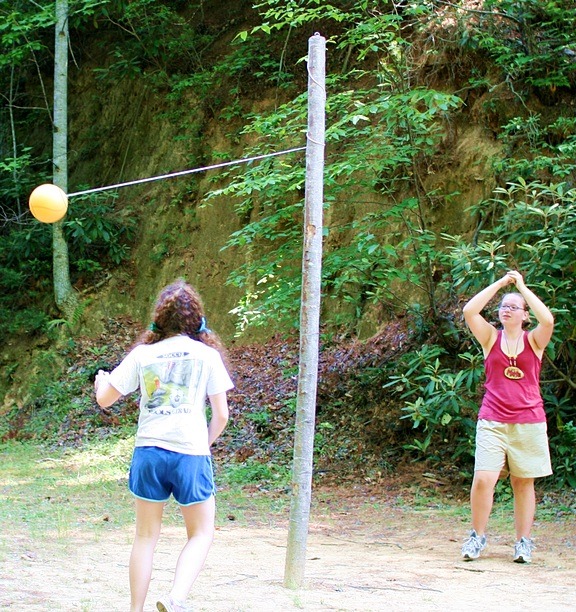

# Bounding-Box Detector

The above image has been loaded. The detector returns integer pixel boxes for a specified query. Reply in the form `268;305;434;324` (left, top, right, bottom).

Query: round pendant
504;366;524;380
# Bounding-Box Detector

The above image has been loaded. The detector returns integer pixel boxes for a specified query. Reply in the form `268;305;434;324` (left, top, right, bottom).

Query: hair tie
149;322;161;333
196;316;211;334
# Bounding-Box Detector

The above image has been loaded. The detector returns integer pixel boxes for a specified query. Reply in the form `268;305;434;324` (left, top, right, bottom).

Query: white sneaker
461;529;487;560
513;536;534;563
157;596;190;612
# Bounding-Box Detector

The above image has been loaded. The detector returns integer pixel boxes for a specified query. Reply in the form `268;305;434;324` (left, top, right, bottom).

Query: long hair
137;280;227;361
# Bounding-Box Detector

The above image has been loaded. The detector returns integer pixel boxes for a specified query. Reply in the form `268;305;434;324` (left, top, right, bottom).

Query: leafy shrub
384;346;483;463
0;189;134;335
63;191;136;268
465;0;576;94
208;12;462;333
550;421;576;488
0;306;49;335
222;457;290;487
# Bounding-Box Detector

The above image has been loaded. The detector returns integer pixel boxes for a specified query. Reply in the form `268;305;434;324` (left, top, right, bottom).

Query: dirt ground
1;491;575;611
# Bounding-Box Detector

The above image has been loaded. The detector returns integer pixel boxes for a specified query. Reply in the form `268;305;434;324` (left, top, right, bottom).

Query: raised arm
462;274;512;351
507;271;554;351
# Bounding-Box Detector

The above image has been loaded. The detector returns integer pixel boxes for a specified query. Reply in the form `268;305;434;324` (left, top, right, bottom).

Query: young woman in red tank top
460;270;554;563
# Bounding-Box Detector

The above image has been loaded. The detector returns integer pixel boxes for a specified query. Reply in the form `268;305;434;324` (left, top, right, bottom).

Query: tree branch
434;0;523;27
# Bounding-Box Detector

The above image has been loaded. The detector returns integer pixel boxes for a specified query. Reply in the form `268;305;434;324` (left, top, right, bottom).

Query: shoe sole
462;545;485;561
514;556;531;564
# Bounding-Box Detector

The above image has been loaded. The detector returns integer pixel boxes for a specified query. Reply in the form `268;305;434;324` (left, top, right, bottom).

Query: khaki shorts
475;419;553;479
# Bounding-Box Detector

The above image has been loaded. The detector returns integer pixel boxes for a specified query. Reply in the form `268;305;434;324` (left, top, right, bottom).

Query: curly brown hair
137;280;228;361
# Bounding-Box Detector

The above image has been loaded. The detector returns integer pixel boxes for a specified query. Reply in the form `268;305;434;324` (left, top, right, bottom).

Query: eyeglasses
499;304;525;312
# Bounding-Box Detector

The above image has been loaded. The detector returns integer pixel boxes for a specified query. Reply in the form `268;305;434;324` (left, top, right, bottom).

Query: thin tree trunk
8;65;22;217
284;33;326;590
52;0;77;317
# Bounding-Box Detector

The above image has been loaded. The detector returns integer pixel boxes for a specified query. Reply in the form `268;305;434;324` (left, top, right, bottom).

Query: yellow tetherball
29;184;68;223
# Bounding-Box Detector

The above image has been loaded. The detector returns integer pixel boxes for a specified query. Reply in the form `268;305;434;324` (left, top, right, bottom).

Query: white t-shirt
108;335;233;455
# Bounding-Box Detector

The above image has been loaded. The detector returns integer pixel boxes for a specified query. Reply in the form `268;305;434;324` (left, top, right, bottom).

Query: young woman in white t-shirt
95;280;233;612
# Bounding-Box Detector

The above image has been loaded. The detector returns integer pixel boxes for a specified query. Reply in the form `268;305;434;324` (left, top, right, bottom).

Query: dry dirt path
1;503;574;611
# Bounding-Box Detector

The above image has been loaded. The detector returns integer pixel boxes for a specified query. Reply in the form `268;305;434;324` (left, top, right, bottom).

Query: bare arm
207;392;229;446
462;274;512;351
94;370;122;408
508;271;554;351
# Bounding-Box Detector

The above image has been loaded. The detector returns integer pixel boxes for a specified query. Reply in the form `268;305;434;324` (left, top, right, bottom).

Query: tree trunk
52;0;77;317
284;33;326;590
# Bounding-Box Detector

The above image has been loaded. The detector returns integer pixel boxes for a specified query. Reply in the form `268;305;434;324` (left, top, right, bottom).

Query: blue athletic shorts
128;446;215;506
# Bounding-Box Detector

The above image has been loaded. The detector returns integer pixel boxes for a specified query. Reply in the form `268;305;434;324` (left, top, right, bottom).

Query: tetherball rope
67;146;307;198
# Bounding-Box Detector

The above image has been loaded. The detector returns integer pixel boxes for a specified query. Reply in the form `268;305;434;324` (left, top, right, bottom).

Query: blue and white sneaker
461;529;487;560
513;536;534;564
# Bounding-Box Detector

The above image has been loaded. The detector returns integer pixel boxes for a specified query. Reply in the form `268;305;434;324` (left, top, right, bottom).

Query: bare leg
169;495;216;603
470;470;500;535
129;499;164;612
510;475;535;539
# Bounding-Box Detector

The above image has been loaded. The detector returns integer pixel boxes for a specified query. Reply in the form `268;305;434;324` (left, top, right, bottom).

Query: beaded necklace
503;332;524;380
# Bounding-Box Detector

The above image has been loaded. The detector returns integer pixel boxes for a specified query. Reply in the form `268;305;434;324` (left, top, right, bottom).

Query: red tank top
479;330;546;423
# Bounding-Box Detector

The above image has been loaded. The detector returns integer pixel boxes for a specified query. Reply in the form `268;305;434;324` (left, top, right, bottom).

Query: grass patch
2;440;573;544
216;484;290;526
0;439;135;544
215;456;291;526
0;441;293;539
218;456;291;488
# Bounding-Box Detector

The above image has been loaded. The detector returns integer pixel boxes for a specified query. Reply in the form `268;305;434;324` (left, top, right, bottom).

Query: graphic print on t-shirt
142;352;204;413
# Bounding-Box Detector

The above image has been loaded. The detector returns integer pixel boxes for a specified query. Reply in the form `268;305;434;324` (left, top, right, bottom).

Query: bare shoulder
527;328;550;358
466;314;497;353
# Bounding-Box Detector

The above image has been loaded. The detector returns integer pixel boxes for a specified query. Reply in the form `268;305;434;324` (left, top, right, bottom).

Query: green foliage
0;1;111;218
0;190;134;335
64;191;136;269
91;0;291;108
384;346;483;463
452;178;576;365
203;1;574;488
0;352;66;441
323;196;456;322
0;3;53;70
208;5;462;334
0;149;35;207
0;305;50;336
221;457;291;487
245;408;272;427
92;1;215;85
0;334;130;443
47;299;92;332
495;114;576;183
0;222;52;335
550;421;576;488
313;421;338;459
465;0;576;94
382;101;576;482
